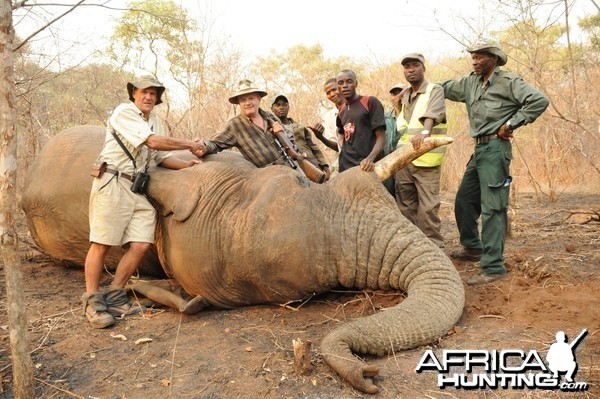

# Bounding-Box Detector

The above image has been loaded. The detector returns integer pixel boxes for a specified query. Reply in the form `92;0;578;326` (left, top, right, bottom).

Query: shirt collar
477;67;501;87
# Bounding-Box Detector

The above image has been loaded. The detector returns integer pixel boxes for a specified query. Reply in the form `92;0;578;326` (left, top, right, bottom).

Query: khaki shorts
89;173;156;246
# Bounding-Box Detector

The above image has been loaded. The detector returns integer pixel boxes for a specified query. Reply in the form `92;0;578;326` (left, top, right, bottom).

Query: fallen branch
35;378;84;399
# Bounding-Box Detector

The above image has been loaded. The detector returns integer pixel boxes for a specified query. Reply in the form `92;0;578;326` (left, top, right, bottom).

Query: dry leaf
135;338;153;345
160;379;170;387
110;333;128;341
244;346;253;352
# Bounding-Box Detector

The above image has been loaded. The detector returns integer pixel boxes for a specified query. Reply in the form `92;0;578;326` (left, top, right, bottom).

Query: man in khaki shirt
83;76;204;328
394;53;447;248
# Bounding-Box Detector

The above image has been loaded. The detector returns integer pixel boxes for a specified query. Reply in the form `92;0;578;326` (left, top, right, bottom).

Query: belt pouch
90;160;107;178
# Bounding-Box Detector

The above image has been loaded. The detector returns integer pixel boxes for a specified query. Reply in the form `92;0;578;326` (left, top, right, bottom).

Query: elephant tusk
373;137;454;182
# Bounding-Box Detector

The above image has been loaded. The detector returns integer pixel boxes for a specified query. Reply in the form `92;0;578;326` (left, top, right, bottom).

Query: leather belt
105;168;133;182
475;134;499;144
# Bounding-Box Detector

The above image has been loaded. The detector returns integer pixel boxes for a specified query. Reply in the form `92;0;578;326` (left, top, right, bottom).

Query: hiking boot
82;292;115;329
449;247;483;261
104;288;146;318
467;273;507;286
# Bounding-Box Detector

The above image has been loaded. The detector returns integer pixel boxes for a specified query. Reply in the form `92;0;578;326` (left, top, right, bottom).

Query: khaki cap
127;76;166;105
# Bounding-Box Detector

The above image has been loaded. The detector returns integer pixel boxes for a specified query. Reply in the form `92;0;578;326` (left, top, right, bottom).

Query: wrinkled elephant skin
21;126;464;394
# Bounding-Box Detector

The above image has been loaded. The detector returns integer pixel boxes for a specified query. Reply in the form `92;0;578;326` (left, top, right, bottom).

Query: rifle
265;115;326;184
569;329;587;349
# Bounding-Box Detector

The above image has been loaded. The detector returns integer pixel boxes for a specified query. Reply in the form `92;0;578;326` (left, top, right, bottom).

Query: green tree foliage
14;58;128;191
579;13;600;54
251;44;354;126
109;0;199;77
107;0;243;139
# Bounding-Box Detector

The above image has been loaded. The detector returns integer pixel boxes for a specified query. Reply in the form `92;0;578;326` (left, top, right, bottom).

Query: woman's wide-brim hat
229;79;268;104
127;76;166;105
467;38;507;66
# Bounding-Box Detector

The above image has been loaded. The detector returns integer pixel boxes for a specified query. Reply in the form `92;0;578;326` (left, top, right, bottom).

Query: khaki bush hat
467;38;507;66
127;75;166;105
400;53;425;66
229;79;268;104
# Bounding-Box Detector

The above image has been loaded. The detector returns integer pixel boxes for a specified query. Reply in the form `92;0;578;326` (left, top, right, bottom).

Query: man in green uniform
441;38;549;285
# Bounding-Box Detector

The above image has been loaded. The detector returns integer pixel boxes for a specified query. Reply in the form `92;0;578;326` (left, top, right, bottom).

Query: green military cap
467;38;507;66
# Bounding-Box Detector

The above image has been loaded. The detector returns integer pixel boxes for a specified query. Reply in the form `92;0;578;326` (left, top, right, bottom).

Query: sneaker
104;288;146;318
449;247;483;261
82;292;115;329
467;273;507;286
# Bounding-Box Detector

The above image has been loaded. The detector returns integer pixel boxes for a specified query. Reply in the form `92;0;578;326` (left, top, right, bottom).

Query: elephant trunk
373;137;453;182
320;250;464;394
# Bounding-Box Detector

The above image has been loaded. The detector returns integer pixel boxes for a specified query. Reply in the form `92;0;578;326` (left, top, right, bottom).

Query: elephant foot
178;294;209;314
128;281;208;315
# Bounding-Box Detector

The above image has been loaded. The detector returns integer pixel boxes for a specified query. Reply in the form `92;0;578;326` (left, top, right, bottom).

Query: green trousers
455;139;512;275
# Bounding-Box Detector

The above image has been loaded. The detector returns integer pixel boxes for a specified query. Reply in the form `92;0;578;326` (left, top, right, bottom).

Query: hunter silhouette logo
415;329;588;391
546;329;587;383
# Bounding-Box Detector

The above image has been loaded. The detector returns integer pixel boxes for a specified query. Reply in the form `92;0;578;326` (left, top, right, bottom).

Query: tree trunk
0;0;35;397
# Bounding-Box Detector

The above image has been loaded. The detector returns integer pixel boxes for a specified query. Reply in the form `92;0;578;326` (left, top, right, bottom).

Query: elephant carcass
21;126;464;394
20;125;163;276
148;136;464;393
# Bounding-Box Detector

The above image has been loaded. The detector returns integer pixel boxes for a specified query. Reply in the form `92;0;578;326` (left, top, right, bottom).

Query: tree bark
0;0;35;397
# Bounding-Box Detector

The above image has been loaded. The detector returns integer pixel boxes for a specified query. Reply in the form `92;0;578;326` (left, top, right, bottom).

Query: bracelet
421;129;430;135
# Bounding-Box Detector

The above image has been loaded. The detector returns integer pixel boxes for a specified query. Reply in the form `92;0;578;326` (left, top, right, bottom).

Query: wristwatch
421;129;430;135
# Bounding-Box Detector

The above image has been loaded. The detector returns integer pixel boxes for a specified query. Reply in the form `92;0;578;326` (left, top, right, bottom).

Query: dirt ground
0;190;598;399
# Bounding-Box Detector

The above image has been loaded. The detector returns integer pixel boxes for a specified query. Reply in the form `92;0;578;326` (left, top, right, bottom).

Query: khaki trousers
394;164;444;248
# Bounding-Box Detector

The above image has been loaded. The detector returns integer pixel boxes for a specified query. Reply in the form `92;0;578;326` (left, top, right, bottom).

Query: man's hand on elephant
360;158;375;172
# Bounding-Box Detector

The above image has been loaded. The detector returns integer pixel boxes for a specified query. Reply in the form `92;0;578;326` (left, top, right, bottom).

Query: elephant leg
128;281;209;315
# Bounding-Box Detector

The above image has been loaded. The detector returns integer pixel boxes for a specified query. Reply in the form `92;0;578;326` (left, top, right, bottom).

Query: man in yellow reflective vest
394;53;447;248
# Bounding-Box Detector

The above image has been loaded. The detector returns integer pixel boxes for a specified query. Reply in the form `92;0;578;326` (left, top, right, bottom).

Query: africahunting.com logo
416;329;588;391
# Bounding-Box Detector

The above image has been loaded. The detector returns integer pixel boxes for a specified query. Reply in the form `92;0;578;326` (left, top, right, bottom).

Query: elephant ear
149;167;201;222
